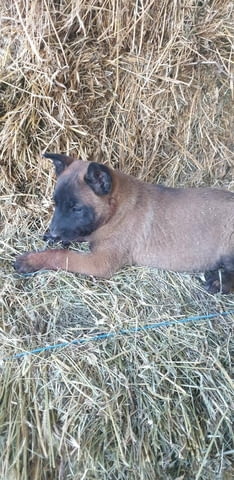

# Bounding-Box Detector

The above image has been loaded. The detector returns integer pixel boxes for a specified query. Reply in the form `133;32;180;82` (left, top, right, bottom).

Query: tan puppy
14;153;234;293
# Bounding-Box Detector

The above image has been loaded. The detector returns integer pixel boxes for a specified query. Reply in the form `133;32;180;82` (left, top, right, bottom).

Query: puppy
14;153;234;293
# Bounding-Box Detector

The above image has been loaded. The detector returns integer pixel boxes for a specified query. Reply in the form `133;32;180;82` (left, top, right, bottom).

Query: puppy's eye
72;205;83;213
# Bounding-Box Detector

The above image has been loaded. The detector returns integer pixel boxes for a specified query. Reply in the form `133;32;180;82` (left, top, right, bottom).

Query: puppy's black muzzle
43;231;71;247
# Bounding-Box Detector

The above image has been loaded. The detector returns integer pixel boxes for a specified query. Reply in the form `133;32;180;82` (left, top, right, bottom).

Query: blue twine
6;309;234;360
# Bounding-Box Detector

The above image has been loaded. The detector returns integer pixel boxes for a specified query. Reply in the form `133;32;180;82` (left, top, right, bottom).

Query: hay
0;0;234;478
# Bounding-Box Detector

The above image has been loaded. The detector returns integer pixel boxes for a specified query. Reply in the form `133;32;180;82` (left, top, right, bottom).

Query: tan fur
15;158;234;285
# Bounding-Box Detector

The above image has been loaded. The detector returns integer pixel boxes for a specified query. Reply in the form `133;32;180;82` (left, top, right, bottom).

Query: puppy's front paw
14;252;40;274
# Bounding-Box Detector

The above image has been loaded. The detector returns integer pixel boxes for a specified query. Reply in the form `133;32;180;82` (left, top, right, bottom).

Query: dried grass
0;0;234;479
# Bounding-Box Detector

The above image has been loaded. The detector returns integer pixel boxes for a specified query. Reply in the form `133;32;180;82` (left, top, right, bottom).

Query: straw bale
0;1;233;479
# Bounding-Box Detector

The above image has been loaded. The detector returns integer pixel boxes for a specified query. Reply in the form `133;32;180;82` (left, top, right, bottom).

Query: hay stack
0;1;233;479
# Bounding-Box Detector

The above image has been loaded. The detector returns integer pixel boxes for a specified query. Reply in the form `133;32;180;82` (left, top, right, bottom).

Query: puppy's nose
43;231;60;243
43;231;50;241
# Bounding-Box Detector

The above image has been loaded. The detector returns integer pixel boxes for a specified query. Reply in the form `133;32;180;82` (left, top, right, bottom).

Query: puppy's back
130;184;234;273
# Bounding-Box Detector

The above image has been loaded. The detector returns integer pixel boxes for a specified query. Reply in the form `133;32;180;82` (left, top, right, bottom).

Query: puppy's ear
84;162;112;196
43;152;74;177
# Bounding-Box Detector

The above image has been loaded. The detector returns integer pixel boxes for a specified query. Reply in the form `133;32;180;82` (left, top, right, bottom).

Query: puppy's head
43;153;115;244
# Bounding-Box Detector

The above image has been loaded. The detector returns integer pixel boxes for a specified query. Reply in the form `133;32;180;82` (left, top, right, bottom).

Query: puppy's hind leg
204;255;234;294
204;270;234;294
